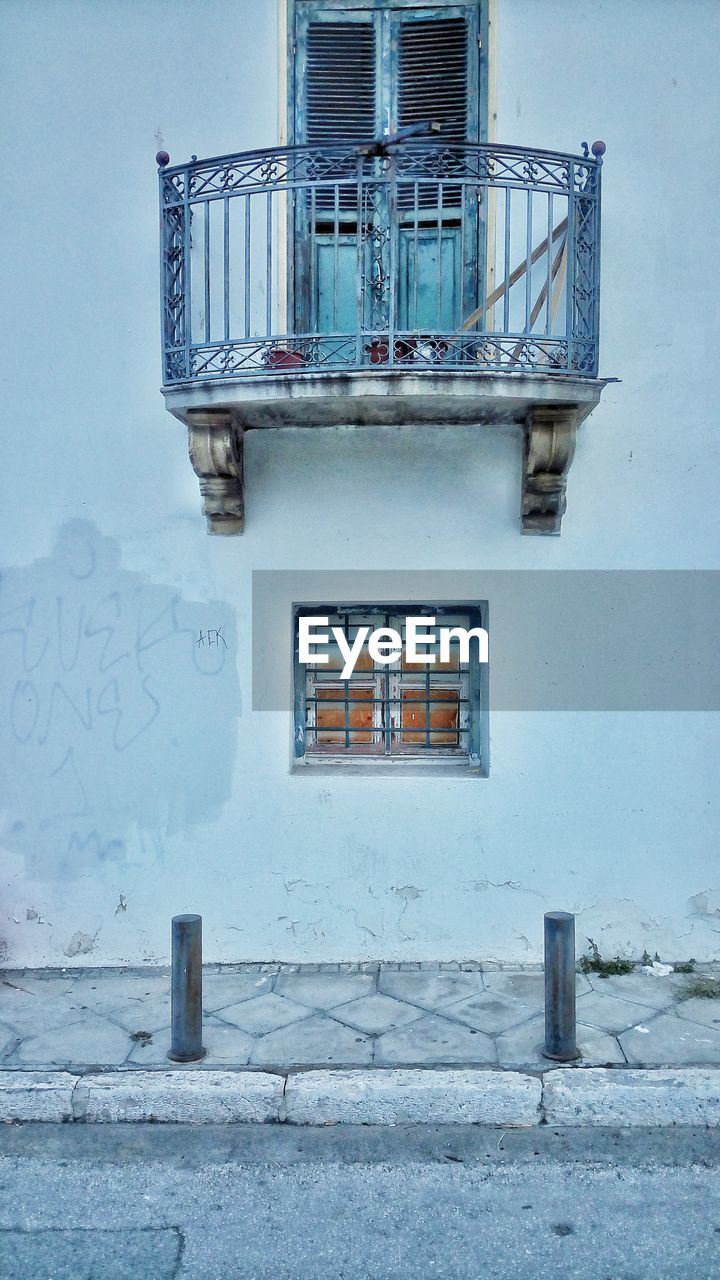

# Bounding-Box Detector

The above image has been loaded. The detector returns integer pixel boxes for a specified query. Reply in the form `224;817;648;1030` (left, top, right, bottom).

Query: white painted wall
2;0;719;967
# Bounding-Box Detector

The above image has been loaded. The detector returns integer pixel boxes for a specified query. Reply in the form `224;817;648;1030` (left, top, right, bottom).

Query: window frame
292;602;489;776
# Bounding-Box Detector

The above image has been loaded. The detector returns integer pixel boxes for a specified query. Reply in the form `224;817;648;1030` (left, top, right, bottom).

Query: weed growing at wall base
577;938;634;977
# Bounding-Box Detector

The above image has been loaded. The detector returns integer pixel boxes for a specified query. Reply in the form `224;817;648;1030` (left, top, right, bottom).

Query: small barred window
293;605;488;773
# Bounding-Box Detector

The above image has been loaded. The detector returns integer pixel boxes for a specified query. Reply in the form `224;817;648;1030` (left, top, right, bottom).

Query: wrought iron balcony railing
158;139;604;386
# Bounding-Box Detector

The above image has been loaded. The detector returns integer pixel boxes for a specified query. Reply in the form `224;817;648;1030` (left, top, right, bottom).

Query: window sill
291;756;488;779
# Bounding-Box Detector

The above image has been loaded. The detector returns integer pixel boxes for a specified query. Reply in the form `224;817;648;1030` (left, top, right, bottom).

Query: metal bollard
543;911;580;1061
168;914;207;1062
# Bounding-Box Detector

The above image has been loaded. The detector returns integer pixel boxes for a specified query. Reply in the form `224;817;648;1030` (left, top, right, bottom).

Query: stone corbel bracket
186;411;244;535
522;405;578;535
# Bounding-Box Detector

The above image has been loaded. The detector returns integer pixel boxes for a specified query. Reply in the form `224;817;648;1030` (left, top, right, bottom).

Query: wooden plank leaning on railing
462;217;568;332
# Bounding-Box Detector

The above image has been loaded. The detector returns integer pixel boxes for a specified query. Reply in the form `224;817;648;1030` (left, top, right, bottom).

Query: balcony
158;138;608;534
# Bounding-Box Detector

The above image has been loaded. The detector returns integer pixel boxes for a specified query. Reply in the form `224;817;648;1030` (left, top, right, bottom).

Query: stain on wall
0;521;240;880
690;891;720;930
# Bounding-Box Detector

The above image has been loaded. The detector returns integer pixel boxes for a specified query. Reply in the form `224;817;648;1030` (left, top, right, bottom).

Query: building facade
2;0;719;968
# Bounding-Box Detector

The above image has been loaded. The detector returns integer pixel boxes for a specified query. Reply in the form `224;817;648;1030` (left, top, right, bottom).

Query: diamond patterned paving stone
63;976;170;1012
483;972;590;1001
202;972;273;1011
443;991;539;1035
214;992;309;1036
675;995;720;1030
329;993;422;1035
587;973;683;1010
126;1017;254;1066
496;1015;624;1068
619;1012;720;1065
250;1013;372;1066
190;1017;255;1065
14;1013;131;1066
575;990;661;1035
481;972;546;1001
1;976;75;998
125;1030;173;1065
375;1014;495;1066
100;997;172;1035
377;970;484;1011
0;991;88;1039
273;972;374;1009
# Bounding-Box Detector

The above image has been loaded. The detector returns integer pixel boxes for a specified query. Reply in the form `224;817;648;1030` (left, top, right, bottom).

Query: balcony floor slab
163;369;608;431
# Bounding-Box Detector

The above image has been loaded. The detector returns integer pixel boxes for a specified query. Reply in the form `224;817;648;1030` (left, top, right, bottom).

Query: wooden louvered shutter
397;16;471;142
295;5;481;147
304;20;377;146
292;4;483;335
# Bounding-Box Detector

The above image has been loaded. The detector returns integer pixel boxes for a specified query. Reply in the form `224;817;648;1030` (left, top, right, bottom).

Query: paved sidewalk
1;963;720;1127
1;962;719;1073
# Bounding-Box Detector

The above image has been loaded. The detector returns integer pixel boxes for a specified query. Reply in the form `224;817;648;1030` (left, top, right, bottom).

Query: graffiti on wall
0;521;240;878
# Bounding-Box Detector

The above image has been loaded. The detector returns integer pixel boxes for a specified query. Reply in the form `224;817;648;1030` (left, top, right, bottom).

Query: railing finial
591;140;606;159
156;150;170;168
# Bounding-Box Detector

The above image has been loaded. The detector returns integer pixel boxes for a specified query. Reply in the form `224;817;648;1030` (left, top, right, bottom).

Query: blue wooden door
291;1;486;347
391;9;481;335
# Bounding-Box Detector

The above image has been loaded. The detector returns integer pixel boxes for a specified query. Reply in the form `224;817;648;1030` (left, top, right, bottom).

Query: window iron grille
294;607;488;769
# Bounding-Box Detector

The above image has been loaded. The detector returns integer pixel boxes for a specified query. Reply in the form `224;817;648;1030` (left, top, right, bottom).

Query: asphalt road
1;1124;719;1279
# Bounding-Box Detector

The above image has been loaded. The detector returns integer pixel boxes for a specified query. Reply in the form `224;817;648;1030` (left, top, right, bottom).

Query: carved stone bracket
521;405;578;535
186;411;244;535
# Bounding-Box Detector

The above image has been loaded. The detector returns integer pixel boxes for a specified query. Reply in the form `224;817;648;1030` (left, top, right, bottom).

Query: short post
168;914;207;1062
543;910;580;1061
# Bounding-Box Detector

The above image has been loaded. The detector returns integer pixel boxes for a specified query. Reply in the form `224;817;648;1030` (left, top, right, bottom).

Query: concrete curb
1;1067;719;1126
543;1067;720;1128
0;1071;77;1123
72;1071;284;1124
283;1069;541;1126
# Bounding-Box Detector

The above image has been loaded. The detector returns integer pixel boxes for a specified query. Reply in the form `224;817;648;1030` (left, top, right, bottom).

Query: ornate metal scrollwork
158;139;603;386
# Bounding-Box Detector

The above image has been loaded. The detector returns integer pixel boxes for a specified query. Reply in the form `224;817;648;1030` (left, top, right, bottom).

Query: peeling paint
690;890;720;920
115;894;128;916
349;909;376;941
388;885;425;943
284;878;315;894
63;928;100;958
573;897;700;960
471;878;522;892
391;885;424;902
24;908;49;925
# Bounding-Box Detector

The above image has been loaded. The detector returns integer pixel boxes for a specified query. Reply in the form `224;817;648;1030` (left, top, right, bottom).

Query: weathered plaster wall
1;0;719;965
0;521;240;960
